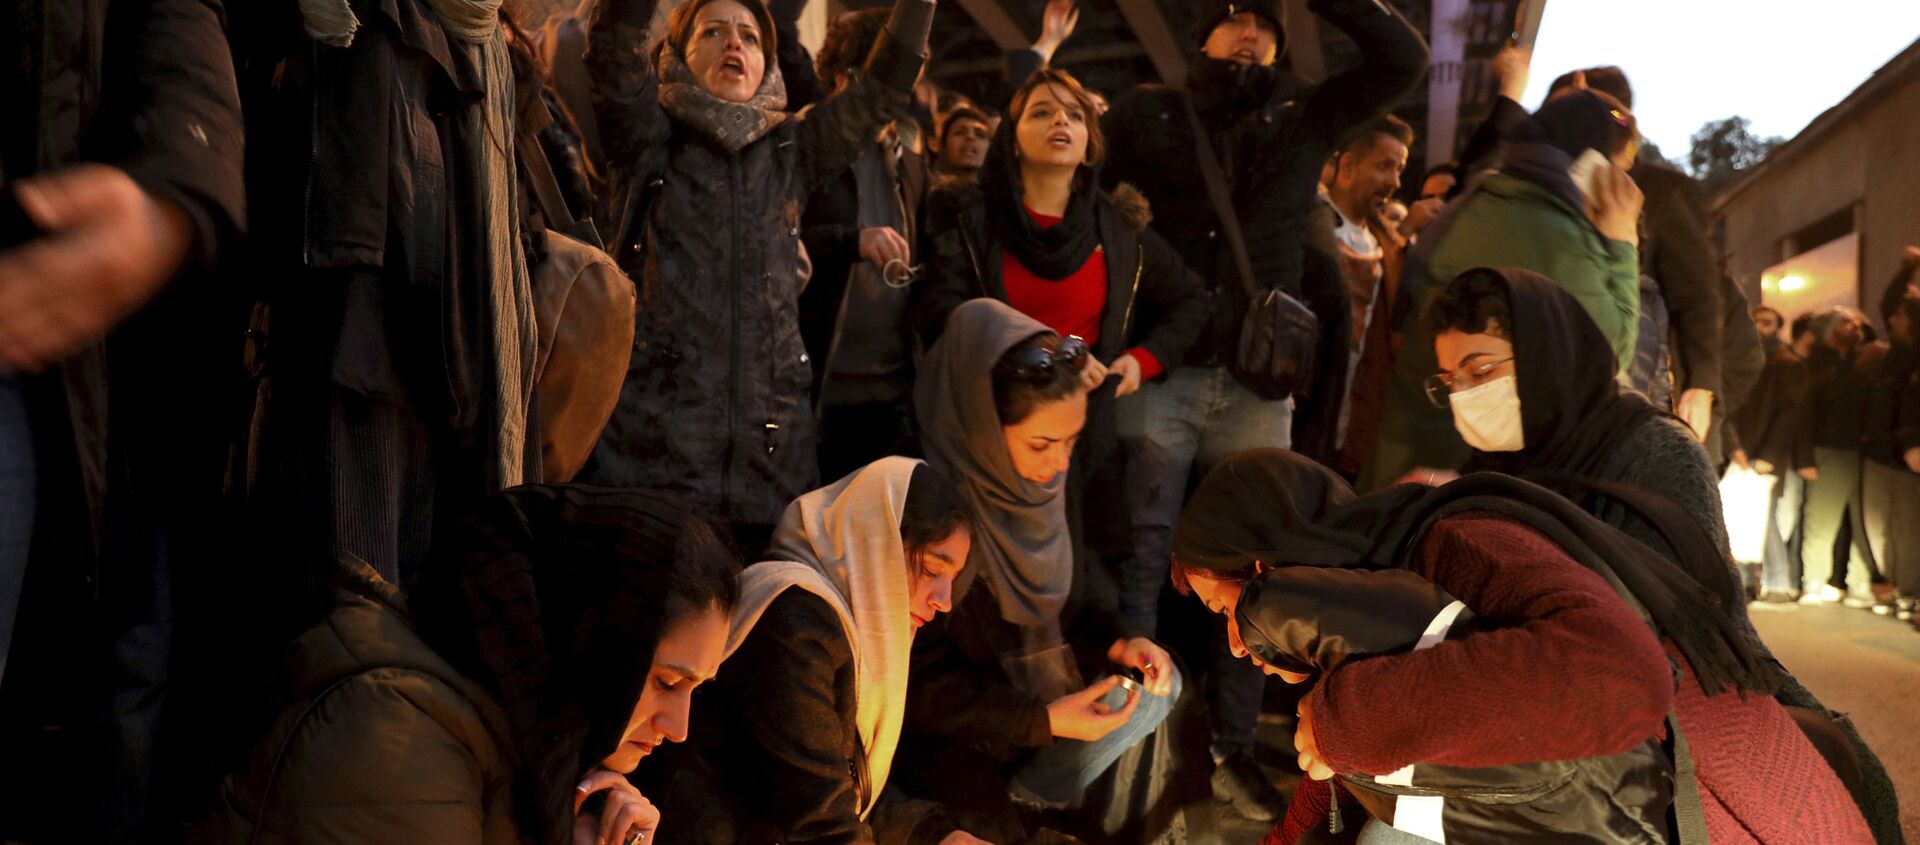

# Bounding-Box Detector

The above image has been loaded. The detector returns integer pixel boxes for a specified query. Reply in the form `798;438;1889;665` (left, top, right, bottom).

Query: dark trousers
1802;447;1876;594
1863;460;1920;598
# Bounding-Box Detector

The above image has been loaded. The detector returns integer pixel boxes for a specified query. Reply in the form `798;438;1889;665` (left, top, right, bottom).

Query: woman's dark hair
662;517;744;627
1530;88;1638;161
1426;270;1515;338
1547;65;1635;108
991;333;1084;425
665;0;778;68
1789;311;1814;341
1006;68;1107;169
815;7;888;85
1422;161;1460;183
941;105;994;145
902;463;975;574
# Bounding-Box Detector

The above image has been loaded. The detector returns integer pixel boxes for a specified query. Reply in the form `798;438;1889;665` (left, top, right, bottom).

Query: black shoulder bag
1178;93;1321;401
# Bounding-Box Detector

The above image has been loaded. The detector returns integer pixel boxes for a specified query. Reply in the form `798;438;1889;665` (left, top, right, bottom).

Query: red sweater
1001;207;1161;379
1268;514;1869;844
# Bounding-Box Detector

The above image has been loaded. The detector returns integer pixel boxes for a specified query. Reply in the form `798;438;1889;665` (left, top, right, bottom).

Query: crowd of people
0;0;1912;842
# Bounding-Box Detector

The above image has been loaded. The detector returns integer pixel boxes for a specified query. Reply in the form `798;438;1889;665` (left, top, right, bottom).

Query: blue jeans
0;378;33;686
1116;366;1289;756
1010;666;1182;808
1762;471;1805;593
1116;366;1295;634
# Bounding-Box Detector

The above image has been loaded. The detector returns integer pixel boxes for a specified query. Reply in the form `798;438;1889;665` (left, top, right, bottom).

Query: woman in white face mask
1423;267;1738;601
1419;267;1902;839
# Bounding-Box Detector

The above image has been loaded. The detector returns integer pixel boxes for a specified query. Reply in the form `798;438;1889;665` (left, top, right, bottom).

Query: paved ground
1210;602;1920;843
1751;601;1920;842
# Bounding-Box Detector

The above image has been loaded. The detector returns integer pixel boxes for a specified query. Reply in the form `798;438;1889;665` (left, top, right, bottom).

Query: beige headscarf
726;457;919;818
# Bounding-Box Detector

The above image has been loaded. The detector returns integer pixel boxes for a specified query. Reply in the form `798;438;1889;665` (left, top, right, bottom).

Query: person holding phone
1361;88;1644;492
899;299;1213;843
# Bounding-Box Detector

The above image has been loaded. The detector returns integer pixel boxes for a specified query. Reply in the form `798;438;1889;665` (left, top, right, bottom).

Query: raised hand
1033;0;1081;63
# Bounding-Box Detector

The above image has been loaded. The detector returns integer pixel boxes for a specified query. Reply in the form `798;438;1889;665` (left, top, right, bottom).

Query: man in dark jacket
1801;307;1878;604
1734;307;1817;603
0;0;243;838
1098;0;1427;820
799;8;934;483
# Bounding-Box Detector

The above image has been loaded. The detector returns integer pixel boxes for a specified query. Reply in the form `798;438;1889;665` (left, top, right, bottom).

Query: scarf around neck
727;457;920;818
981;116;1102;281
913;299;1073;630
1457;267;1666;481
656;41;789;154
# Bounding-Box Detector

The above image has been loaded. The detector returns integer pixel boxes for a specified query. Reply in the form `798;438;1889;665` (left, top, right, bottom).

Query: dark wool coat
580;0;930;526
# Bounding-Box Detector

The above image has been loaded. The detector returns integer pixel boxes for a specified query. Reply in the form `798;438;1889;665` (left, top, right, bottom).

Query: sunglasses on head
1007;335;1090;382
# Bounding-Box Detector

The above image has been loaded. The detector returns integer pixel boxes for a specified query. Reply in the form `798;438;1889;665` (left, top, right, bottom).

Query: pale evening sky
1521;2;1920;167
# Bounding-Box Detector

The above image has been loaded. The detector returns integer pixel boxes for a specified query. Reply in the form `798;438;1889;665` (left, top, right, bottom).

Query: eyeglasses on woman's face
1423;356;1515;408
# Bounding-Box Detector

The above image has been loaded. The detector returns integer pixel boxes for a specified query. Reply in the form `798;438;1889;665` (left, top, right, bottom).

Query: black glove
1234;566;1475;676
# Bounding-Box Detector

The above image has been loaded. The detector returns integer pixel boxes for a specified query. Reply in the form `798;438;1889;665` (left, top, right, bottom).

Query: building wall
1716;54;1920;326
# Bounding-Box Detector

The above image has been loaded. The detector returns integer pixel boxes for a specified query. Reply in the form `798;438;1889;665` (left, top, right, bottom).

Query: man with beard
1100;0;1428;823
1314;115;1414;479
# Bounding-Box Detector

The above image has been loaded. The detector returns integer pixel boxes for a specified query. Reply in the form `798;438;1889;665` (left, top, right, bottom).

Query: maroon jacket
1268;514;1869;844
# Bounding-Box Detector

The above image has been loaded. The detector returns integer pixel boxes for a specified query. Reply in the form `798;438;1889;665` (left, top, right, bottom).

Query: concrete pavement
1752;601;1920;842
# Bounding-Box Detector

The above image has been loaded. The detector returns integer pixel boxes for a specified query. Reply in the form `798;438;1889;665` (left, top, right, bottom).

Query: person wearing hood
1360;90;1645;492
898;299;1215;843
1170;449;1872;845
1097;2;1426;816
580;0;934;554
639;457;991;845
1417;268;1903;841
194;486;743;845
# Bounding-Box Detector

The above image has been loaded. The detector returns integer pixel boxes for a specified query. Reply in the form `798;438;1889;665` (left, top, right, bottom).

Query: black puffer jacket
1100;0;1427;373
581;0;931;525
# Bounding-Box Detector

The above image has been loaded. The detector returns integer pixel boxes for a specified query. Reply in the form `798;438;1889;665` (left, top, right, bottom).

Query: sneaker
1800;585;1844;605
1212;748;1282;822
1842;593;1876;610
1756;590;1798;604
1897;599;1915;622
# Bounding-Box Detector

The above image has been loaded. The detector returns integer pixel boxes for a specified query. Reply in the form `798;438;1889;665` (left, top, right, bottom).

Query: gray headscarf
914;299;1073;630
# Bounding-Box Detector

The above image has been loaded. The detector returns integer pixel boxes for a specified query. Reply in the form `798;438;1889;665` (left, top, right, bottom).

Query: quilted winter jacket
191;560;521;844
578;0;931;526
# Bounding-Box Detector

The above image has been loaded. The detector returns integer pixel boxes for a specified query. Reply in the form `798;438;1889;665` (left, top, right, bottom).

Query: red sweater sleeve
1309;514;1675;775
1124;346;1163;380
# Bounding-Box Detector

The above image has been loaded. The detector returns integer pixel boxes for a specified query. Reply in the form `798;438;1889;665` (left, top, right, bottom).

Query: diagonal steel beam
952;0;1031;52
1113;0;1189;89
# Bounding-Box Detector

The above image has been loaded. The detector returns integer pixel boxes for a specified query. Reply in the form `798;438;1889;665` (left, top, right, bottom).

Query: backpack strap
1668;712;1709;845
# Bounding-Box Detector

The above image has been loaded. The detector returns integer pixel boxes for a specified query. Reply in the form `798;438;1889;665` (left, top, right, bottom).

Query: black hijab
980;99;1102;281
1175;449;1773;697
1459;267;1666;481
412;485;704;845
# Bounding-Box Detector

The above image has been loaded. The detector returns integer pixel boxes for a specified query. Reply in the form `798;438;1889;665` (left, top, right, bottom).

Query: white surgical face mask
1449;374;1525;452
